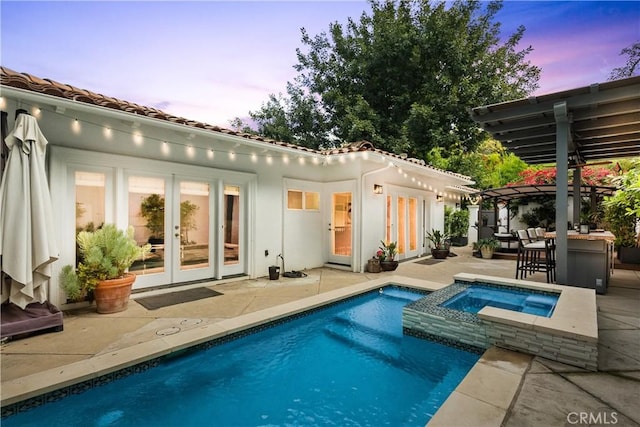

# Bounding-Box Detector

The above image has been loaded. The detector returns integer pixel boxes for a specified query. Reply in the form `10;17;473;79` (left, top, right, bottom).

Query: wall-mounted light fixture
436;195;444;202
373;184;383;195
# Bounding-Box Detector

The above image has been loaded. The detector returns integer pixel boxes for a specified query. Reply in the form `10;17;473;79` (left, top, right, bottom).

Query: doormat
415;258;444;265
135;287;222;310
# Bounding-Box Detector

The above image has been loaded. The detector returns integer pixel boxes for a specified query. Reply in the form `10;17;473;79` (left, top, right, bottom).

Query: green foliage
476;237;500;250
379;240;398;261
140;194;165;238
180;200;199;244
426;229;450;249
519;200;556;229
448;209;469;237
59;265;84;301
59;225;151;301
603;160;640;248
426;139;527;190
248;0;540;154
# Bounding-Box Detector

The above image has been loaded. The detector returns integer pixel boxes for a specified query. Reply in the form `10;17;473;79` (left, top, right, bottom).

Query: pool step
324;317;401;362
379;290;422;304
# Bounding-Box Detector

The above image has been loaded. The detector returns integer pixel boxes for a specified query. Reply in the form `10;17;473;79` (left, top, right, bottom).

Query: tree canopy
243;0;539;156
609;41;640;80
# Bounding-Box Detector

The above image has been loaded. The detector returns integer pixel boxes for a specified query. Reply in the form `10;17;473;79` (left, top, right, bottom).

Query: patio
1;246;638;425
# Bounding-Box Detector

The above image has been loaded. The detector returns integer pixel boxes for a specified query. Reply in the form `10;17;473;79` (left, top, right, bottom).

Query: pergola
470;76;640;285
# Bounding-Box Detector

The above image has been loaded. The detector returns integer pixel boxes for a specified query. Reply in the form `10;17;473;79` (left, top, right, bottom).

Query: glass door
127;175;215;288
171;179;214;283
221;184;244;277
127;175;171;288
385;193;420;260
328;191;352;265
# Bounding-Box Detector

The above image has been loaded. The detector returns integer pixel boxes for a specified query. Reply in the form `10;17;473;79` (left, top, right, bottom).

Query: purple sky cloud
1;1;638;127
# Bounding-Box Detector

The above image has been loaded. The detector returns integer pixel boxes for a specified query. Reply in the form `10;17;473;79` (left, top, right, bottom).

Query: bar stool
515;229;555;282
516;230;546;280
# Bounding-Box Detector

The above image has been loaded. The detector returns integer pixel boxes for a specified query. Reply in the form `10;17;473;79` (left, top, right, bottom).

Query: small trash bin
269;265;280;280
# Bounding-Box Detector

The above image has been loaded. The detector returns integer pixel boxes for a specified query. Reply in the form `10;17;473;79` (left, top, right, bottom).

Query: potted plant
426;229;450;259
140;193;165;245
59;224;150;313
476;238;501;259
448;209;469;247
379;241;399;271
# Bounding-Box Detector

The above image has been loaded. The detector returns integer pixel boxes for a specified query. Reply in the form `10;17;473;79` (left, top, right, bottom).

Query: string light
6;100;469;199
132;131;143;145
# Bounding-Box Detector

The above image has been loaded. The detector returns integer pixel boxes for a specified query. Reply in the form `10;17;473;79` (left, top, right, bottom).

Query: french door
127;175;214;288
386;192;420;260
220;184;244;277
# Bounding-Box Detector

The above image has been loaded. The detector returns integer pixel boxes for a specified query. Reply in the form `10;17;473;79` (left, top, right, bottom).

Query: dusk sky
1;1;638;127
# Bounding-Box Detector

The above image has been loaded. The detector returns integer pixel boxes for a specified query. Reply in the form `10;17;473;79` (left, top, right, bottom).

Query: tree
609;41;640;80
249;0;540;156
425;138;527;190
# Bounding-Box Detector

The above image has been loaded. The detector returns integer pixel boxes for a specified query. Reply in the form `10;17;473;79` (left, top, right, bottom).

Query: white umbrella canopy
0;112;58;309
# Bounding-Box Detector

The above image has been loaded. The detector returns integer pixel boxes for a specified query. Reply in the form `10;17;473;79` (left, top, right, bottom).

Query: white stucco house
0;67;476;308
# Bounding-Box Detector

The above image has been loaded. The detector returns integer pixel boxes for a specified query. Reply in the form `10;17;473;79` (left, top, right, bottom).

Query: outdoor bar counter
545;230;615;294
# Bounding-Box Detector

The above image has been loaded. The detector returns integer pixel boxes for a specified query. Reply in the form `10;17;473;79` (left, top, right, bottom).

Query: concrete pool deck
1;246;639;426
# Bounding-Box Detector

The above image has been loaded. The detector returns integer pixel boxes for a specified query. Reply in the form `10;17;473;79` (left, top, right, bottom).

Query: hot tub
439;285;558;317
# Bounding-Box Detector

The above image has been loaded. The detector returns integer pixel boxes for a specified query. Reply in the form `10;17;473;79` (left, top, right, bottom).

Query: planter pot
480;247;495;259
380;260;399;271
619;247;640;264
367;258;381;273
431;248;449;259
94;273;136;314
449;236;468;247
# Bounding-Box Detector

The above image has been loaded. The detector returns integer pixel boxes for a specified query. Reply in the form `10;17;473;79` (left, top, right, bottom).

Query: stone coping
428;347;532;427
453;273;598;342
1;275;447;407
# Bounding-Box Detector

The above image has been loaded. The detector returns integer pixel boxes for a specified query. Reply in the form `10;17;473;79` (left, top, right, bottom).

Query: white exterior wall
1;90;475;308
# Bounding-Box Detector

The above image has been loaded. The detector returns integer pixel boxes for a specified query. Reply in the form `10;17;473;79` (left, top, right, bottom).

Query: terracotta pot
94;273;136;314
380;260;399;271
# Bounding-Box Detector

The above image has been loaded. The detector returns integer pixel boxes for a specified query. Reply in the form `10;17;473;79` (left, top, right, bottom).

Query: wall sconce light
373;184;383;195
436;195;444;202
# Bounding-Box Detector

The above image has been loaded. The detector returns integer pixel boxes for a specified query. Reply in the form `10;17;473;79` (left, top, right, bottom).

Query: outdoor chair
516;229;555;282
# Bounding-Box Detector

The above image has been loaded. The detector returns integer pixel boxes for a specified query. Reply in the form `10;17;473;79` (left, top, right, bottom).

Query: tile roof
0;66;472;182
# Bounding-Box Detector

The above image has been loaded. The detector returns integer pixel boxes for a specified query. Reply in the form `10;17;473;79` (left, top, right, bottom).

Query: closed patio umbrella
0;112;58;309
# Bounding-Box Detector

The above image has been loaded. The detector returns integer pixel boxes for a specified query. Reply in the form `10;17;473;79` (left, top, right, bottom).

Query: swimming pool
440;284;558;317
3;287;480;426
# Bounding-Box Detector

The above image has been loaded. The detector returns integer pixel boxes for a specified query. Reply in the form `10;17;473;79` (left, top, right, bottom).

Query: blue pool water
440;285;558;317
3;287;480;427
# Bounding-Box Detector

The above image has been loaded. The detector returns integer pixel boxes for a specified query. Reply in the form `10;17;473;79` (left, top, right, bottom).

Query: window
288;190;320;210
305;192;320;210
75;171;105;233
288;190;303;210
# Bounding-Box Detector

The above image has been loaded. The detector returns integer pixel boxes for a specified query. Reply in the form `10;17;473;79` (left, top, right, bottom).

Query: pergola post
554;102;569;285
573;167;582;226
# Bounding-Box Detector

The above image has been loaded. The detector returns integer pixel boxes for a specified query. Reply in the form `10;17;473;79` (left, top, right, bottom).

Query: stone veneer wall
403;281;598;371
486;322;598;371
